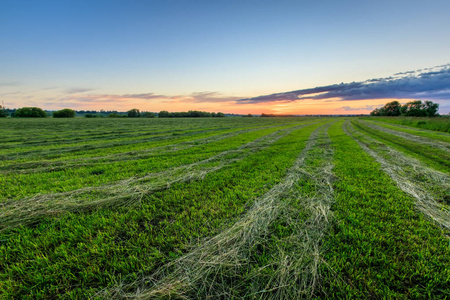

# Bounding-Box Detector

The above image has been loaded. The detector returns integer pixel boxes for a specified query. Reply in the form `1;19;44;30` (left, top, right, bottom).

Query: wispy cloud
171;92;242;103
335;105;376;112
237;64;450;104
65;88;94;94
54;91;241;108
0;82;20;87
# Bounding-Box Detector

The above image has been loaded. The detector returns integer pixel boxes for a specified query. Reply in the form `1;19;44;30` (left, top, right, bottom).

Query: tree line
0;107;226;118
157;110;225;118
370;100;440;117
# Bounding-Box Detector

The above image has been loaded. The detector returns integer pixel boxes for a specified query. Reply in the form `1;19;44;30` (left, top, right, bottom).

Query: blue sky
1;0;449;114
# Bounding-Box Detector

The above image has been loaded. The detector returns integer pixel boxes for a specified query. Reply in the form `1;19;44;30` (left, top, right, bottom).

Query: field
0;117;449;299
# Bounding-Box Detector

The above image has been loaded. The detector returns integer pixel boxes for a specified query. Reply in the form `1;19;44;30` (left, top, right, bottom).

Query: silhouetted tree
423;100;439;117
371;100;439;117
127;108;141;118
383;101;401;116
13;107;47;118
142;111;156;118
53;109;75;118
158;110;170;118
0;104;8;117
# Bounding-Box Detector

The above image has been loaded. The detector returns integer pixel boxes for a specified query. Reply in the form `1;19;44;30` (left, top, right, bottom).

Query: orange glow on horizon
8;89;417;115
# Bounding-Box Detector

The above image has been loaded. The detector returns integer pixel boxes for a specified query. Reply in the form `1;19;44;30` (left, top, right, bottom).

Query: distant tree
142;111;156;118
243;113;253;117
127;108;141;118
158;110;225;118
400;100;424;117
372;100;439;117
53;108;75;118
107;113;121;118
382;101;401;116
370;108;380;116
0;104;8;117
13;107;47;118
85;113;98;118
158;110;170;118
423;100;439;117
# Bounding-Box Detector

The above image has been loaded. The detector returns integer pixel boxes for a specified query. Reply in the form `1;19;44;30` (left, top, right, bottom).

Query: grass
357;119;449;152
103;122;336;299
0;118;325;298
351;119;450;173
364;116;450;132
362;118;450;143
320;120;450;299
344;121;449;230
0;117;449;299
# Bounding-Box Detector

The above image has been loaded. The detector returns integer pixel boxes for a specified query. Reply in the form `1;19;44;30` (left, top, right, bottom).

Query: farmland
0;117;449;299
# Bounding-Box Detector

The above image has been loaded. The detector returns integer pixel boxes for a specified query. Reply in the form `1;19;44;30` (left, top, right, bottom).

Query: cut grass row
320;120;450;298
351;119;450;173
0;120;328;298
0;125;260;160
364;116;450;132
1;117;449;299
0;117;316;147
0;123;312;200
344;121;449;230
358;119;449;152
362;118;450;143
0;121;314;232
104;122;335;299
0;126;272;174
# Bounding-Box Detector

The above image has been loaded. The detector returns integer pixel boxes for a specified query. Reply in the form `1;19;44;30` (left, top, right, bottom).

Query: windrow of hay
0;126;249;162
101;122;335;299
344;121;450;231
369;119;450;137
1;126;277;174
0;123;311;233
358;119;450;152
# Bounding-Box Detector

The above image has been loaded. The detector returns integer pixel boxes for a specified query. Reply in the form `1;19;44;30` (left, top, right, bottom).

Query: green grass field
0;117;449;299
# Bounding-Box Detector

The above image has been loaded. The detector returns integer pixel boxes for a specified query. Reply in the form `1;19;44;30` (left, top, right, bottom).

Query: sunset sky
1;0;450;114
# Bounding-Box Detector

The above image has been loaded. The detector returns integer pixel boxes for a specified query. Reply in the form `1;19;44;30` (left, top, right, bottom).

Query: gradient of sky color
1;0;450;114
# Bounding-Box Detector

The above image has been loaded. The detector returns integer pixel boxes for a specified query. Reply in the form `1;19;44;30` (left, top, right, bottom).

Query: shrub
107;113;122;118
158;110;170;118
13;107;47;118
0;105;8;117
142;111;156;118
53;109;75;118
127;108;141;118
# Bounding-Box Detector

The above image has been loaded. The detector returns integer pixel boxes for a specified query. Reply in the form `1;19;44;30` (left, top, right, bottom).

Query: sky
1;0;450;114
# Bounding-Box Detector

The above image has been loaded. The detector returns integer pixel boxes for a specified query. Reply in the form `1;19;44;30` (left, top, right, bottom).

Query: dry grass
101;123;336;299
358;120;450;152
344;121;450;231
1;127;271;175
0;124;307;233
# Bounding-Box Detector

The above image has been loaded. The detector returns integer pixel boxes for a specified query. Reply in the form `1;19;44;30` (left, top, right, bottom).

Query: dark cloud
237;64;450;104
